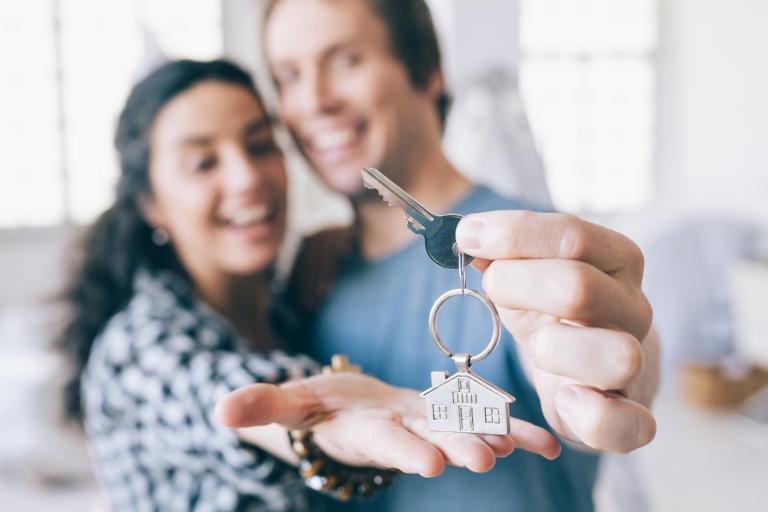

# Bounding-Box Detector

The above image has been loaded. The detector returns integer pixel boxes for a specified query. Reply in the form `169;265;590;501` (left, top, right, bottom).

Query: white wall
0;227;76;308
427;0;519;89
654;0;768;224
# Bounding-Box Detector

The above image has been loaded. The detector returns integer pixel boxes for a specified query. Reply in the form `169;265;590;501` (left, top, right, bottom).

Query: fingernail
456;217;485;250
554;386;580;423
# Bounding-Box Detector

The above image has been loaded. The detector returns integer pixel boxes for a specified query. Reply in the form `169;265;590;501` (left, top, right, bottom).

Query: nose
221;146;267;197
291;67;342;117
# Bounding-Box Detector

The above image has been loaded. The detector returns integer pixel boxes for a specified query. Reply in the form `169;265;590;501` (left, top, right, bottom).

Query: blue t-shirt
309;185;599;512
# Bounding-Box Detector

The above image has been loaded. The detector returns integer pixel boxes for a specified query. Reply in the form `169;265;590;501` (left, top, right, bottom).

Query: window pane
0;0;222;228
520;0;657;213
0;2;64;227
60;0;143;223
521;0;657;54
62;0;222;224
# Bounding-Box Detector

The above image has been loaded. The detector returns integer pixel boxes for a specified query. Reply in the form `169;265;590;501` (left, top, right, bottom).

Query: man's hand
457;211;659;453
216;372;561;477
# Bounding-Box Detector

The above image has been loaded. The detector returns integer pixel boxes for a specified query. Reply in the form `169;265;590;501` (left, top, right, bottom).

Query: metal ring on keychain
428;287;501;365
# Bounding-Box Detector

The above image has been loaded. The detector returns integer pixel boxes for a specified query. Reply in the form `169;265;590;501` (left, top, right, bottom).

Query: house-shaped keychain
420;370;515;435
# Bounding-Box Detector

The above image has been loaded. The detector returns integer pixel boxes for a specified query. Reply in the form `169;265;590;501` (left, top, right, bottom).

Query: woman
57;59;530;511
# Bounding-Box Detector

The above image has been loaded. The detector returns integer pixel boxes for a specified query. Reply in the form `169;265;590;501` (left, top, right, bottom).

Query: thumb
215;380;321;429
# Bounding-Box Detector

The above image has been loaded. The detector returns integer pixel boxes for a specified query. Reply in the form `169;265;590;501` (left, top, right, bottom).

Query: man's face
265;0;441;196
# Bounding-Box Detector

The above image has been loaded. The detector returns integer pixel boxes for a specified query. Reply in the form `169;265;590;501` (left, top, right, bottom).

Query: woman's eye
188;154;217;173
247;140;280;158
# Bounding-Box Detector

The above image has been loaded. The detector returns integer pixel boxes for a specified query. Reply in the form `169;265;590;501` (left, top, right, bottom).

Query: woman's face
145;81;287;280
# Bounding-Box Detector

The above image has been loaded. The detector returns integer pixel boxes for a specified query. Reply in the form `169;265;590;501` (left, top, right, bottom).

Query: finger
456;211;644;283
215;380;321;429
554;384;656;453
530;324;644;390
408;415;560;463
315;409;446;477
406;418;498;473
479;434;516;457
469;256;491;273
507;416;561;460
483;259;653;341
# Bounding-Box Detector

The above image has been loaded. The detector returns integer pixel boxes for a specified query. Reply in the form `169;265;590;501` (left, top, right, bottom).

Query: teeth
228;205;270;226
312;129;355;151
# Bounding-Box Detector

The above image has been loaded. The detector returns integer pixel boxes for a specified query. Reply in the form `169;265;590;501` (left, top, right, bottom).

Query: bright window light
519;0;658;213
0;0;222;228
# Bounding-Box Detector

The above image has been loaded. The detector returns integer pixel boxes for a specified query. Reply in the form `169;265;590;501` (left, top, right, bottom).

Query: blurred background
1;0;766;510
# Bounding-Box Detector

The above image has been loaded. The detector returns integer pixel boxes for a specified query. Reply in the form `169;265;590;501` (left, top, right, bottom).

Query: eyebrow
176;115;275;147
324;38;361;59
243;115;275;136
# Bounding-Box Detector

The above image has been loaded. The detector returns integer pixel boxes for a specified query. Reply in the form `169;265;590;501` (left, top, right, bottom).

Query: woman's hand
216;372;560;477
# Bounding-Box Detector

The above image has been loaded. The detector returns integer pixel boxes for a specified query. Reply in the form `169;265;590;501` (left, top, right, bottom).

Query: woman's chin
216;220;284;274
223;251;279;275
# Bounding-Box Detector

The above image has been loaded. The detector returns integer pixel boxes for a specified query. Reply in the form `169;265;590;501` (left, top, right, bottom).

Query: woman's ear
137;192;166;231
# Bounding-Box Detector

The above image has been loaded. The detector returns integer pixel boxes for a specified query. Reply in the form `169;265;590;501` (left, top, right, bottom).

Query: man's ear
425;69;446;100
137;192;165;231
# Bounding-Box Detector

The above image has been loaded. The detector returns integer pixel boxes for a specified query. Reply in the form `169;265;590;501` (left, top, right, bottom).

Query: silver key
361;167;473;269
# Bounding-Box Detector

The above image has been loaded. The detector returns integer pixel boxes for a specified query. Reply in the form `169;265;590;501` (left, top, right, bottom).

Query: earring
151;228;169;246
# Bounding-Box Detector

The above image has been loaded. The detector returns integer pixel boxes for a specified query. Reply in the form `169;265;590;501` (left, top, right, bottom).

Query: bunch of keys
362;168;515;435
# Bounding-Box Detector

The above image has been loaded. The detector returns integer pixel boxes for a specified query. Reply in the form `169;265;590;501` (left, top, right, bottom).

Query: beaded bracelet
288;429;398;500
287;355;399;501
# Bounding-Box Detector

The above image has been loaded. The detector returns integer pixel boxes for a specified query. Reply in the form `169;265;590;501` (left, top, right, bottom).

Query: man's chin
350;185;383;203
330;173;385;203
319;167;372;200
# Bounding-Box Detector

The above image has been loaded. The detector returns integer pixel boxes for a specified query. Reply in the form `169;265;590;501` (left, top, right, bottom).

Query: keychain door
458;406;474;432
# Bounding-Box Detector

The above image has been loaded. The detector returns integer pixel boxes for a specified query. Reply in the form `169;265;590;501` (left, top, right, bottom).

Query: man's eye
330;52;360;71
274;67;299;88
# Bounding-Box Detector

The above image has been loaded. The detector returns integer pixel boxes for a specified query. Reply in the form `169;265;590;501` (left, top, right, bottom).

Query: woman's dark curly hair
57;59;262;421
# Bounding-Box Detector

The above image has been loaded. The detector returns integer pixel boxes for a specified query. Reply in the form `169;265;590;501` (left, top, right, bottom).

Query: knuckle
482;261;501;300
626;241;647;284
610;334;644;388
628;291;654;340
499;211;531;253
558;214;589;260
629;239;645;271
560;264;596;316
639;295;654;334
286;380;324;426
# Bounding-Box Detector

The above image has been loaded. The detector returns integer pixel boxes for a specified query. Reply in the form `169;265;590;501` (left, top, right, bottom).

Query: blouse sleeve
82;308;321;499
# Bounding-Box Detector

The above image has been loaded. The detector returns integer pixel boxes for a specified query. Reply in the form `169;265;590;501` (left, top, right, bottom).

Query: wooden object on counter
683;362;768;408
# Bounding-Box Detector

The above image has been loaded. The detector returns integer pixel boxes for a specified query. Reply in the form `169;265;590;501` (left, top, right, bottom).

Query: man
233;0;660;510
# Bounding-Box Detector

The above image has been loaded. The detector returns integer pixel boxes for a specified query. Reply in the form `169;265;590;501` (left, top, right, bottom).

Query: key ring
428;287;500;366
457;249;467;295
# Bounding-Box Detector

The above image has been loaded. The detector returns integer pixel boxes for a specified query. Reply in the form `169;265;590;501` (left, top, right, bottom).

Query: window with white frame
519;0;657;213
0;0;222;228
484;407;500;424
432;403;448;420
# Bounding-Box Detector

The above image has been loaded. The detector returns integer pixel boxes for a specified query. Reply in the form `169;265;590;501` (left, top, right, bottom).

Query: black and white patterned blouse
81;268;322;511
